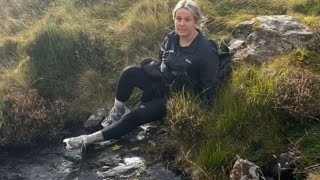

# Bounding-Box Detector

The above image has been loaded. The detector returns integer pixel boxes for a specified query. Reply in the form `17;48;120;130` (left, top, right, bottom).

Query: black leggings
101;65;168;140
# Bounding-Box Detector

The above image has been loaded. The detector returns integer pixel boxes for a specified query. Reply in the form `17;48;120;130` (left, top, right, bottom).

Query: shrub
272;71;320;120
26;25;107;100
0;89;67;146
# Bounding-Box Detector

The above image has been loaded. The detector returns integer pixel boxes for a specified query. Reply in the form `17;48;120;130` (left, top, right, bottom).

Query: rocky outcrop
0;124;183;180
229;15;315;62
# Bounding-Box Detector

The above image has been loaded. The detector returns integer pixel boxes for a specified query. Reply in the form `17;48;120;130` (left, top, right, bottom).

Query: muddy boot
63;131;104;151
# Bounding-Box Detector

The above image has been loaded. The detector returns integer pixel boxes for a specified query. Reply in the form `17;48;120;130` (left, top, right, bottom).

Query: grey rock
97;157;145;178
230;156;266;180
84;108;107;128
230;15;315;62
140;162;182;180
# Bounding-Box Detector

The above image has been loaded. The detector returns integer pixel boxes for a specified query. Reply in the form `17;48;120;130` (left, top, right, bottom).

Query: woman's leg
63;96;167;150
116;65;157;102
102;65;162;125
101;96;167;140
63;65;168;150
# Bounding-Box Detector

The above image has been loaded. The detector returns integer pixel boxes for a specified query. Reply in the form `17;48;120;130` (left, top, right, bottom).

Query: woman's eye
175;16;194;22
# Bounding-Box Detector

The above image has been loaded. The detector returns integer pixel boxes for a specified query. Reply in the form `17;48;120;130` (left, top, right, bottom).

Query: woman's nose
178;20;185;26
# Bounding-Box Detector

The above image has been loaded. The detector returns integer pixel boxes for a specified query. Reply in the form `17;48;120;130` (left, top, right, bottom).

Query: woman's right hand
140;59;162;79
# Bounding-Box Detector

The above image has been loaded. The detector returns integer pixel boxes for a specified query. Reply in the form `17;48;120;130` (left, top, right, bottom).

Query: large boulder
229;15;314;62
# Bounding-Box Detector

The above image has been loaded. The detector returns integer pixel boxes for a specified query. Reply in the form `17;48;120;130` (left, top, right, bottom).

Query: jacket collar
172;30;202;53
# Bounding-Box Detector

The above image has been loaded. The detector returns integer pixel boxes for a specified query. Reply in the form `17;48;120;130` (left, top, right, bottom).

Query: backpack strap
218;52;233;83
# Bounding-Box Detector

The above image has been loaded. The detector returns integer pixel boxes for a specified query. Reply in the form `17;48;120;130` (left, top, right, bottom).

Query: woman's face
174;8;198;38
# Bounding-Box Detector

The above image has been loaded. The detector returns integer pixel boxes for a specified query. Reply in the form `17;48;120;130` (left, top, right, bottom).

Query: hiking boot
83;108;107;128
101;106;130;127
63;135;87;150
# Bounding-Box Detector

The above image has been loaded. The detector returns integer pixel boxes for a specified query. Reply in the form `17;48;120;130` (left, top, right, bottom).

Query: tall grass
0;58;30;95
0;0;320;178
108;0;175;58
26;25;108;100
167;49;320;178
0;0;52;36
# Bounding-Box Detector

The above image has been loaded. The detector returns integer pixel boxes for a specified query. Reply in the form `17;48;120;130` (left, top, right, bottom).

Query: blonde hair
172;0;205;29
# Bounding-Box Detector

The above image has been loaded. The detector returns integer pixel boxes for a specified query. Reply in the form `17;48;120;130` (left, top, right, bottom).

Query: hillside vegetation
0;0;319;179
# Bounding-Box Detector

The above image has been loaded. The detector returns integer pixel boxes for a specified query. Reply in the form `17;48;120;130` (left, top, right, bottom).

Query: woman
63;0;220;150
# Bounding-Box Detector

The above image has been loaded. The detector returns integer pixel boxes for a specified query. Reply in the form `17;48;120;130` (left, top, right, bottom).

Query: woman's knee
121;65;142;77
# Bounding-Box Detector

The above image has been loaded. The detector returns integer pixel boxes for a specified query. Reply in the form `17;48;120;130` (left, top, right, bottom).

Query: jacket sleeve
158;35;169;63
158;34;175;80
158;31;175;66
199;45;219;103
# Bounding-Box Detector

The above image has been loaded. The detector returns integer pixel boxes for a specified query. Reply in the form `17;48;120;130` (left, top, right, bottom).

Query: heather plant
272;71;320;120
0;89;67;146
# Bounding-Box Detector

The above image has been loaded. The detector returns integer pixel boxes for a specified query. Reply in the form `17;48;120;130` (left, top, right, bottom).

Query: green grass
0;0;320;178
26;25;108;100
167;50;320;178
0;0;51;36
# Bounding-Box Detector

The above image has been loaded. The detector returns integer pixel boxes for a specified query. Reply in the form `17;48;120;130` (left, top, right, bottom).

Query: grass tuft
166;89;207;142
26;25;108;100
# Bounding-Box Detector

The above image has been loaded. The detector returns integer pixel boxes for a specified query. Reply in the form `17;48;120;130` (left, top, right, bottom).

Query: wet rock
84;152;122;169
83;108;107;128
0;123;183;180
140;162;182;180
97;156;145;179
63;148;83;163
0;146;81;180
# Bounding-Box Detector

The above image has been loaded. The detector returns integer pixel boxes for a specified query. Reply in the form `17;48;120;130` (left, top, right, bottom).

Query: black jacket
158;31;220;101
